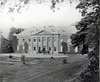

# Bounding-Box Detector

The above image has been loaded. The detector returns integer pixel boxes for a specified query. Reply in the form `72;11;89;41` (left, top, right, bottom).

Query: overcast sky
0;0;82;38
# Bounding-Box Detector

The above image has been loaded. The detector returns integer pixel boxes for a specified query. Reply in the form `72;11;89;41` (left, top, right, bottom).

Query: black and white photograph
0;0;99;82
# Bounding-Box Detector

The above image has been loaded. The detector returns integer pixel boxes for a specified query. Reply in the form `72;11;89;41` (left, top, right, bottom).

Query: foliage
0;36;14;53
21;55;26;64
8;27;24;52
71;0;99;82
0;0;66;13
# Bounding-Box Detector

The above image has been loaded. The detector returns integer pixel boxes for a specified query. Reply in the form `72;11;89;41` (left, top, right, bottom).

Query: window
39;47;41;51
34;47;36;51
17;39;19;43
49;47;51;51
29;46;30;50
23;39;25;42
29;39;31;42
34;39;36;42
23;45;25;49
75;47;78;52
68;45;70;52
61;39;63;42
38;39;40;42
17;45;19;51
54;47;56;51
60;46;63;52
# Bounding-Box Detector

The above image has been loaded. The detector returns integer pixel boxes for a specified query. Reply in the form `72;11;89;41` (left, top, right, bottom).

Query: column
57;35;59;54
45;37;47;51
47;37;48;51
37;37;38;52
31;37;33;53
41;37;43;51
32;37;34;53
51;35;54;54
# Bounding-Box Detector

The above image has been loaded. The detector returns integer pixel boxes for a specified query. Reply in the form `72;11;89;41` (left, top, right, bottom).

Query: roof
15;26;73;37
35;30;52;35
15;27;42;37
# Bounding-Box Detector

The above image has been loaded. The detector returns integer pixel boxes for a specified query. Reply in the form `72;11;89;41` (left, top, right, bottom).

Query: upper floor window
34;39;36;42
61;39;63;42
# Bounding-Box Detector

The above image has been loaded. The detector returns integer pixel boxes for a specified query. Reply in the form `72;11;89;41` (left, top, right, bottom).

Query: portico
31;30;60;54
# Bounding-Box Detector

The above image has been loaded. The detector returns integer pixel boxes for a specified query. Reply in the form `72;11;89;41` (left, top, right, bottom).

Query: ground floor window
75;47;78;52
68;45;70;52
49;47;51;51
23;45;25;49
17;45;19;51
29;46;31;50
54;47;56;51
60;46;63;52
34;47;36;51
39;47;41;51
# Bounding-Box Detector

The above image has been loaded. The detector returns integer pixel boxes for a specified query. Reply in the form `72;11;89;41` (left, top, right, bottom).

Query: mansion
15;27;80;54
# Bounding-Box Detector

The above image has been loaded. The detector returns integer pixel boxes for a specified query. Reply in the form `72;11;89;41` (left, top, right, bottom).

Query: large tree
0;36;14;53
71;0;99;82
8;27;24;52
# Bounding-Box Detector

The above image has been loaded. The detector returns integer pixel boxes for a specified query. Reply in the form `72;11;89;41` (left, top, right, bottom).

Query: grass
0;54;89;82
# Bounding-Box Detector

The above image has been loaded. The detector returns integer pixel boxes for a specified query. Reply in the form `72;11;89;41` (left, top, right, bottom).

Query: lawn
0;54;89;82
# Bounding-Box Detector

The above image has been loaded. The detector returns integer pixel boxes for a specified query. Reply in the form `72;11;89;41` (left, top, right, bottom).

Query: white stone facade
15;28;80;54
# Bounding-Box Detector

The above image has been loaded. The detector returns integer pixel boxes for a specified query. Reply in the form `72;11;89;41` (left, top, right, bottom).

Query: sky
0;0;82;38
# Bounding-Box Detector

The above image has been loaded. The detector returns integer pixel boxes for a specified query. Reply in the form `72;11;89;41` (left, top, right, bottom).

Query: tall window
60;46;63;52
17;39;19;43
23;39;25;42
38;38;40;42
23;45;25;49
68;45;70;52
29;46;30;50
61;39;63;42
54;47;56;51
49;47;51;51
34;39;36;42
39;47;41;51
34;47;36;51
17;45;19;51
29;39;31;42
75;47;78;52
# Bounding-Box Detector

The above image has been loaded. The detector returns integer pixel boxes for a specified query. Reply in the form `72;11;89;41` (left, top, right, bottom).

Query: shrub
20;55;26;64
9;55;13;58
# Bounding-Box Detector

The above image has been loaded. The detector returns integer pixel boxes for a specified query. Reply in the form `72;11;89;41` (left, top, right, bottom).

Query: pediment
35;30;52;35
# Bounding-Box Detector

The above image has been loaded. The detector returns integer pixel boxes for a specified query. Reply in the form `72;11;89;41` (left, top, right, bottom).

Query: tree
0;0;66;13
71;0;99;82
8;27;24;52
0;36;13;53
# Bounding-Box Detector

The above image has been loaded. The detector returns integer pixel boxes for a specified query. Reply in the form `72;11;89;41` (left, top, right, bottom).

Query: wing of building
15;27;81;54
